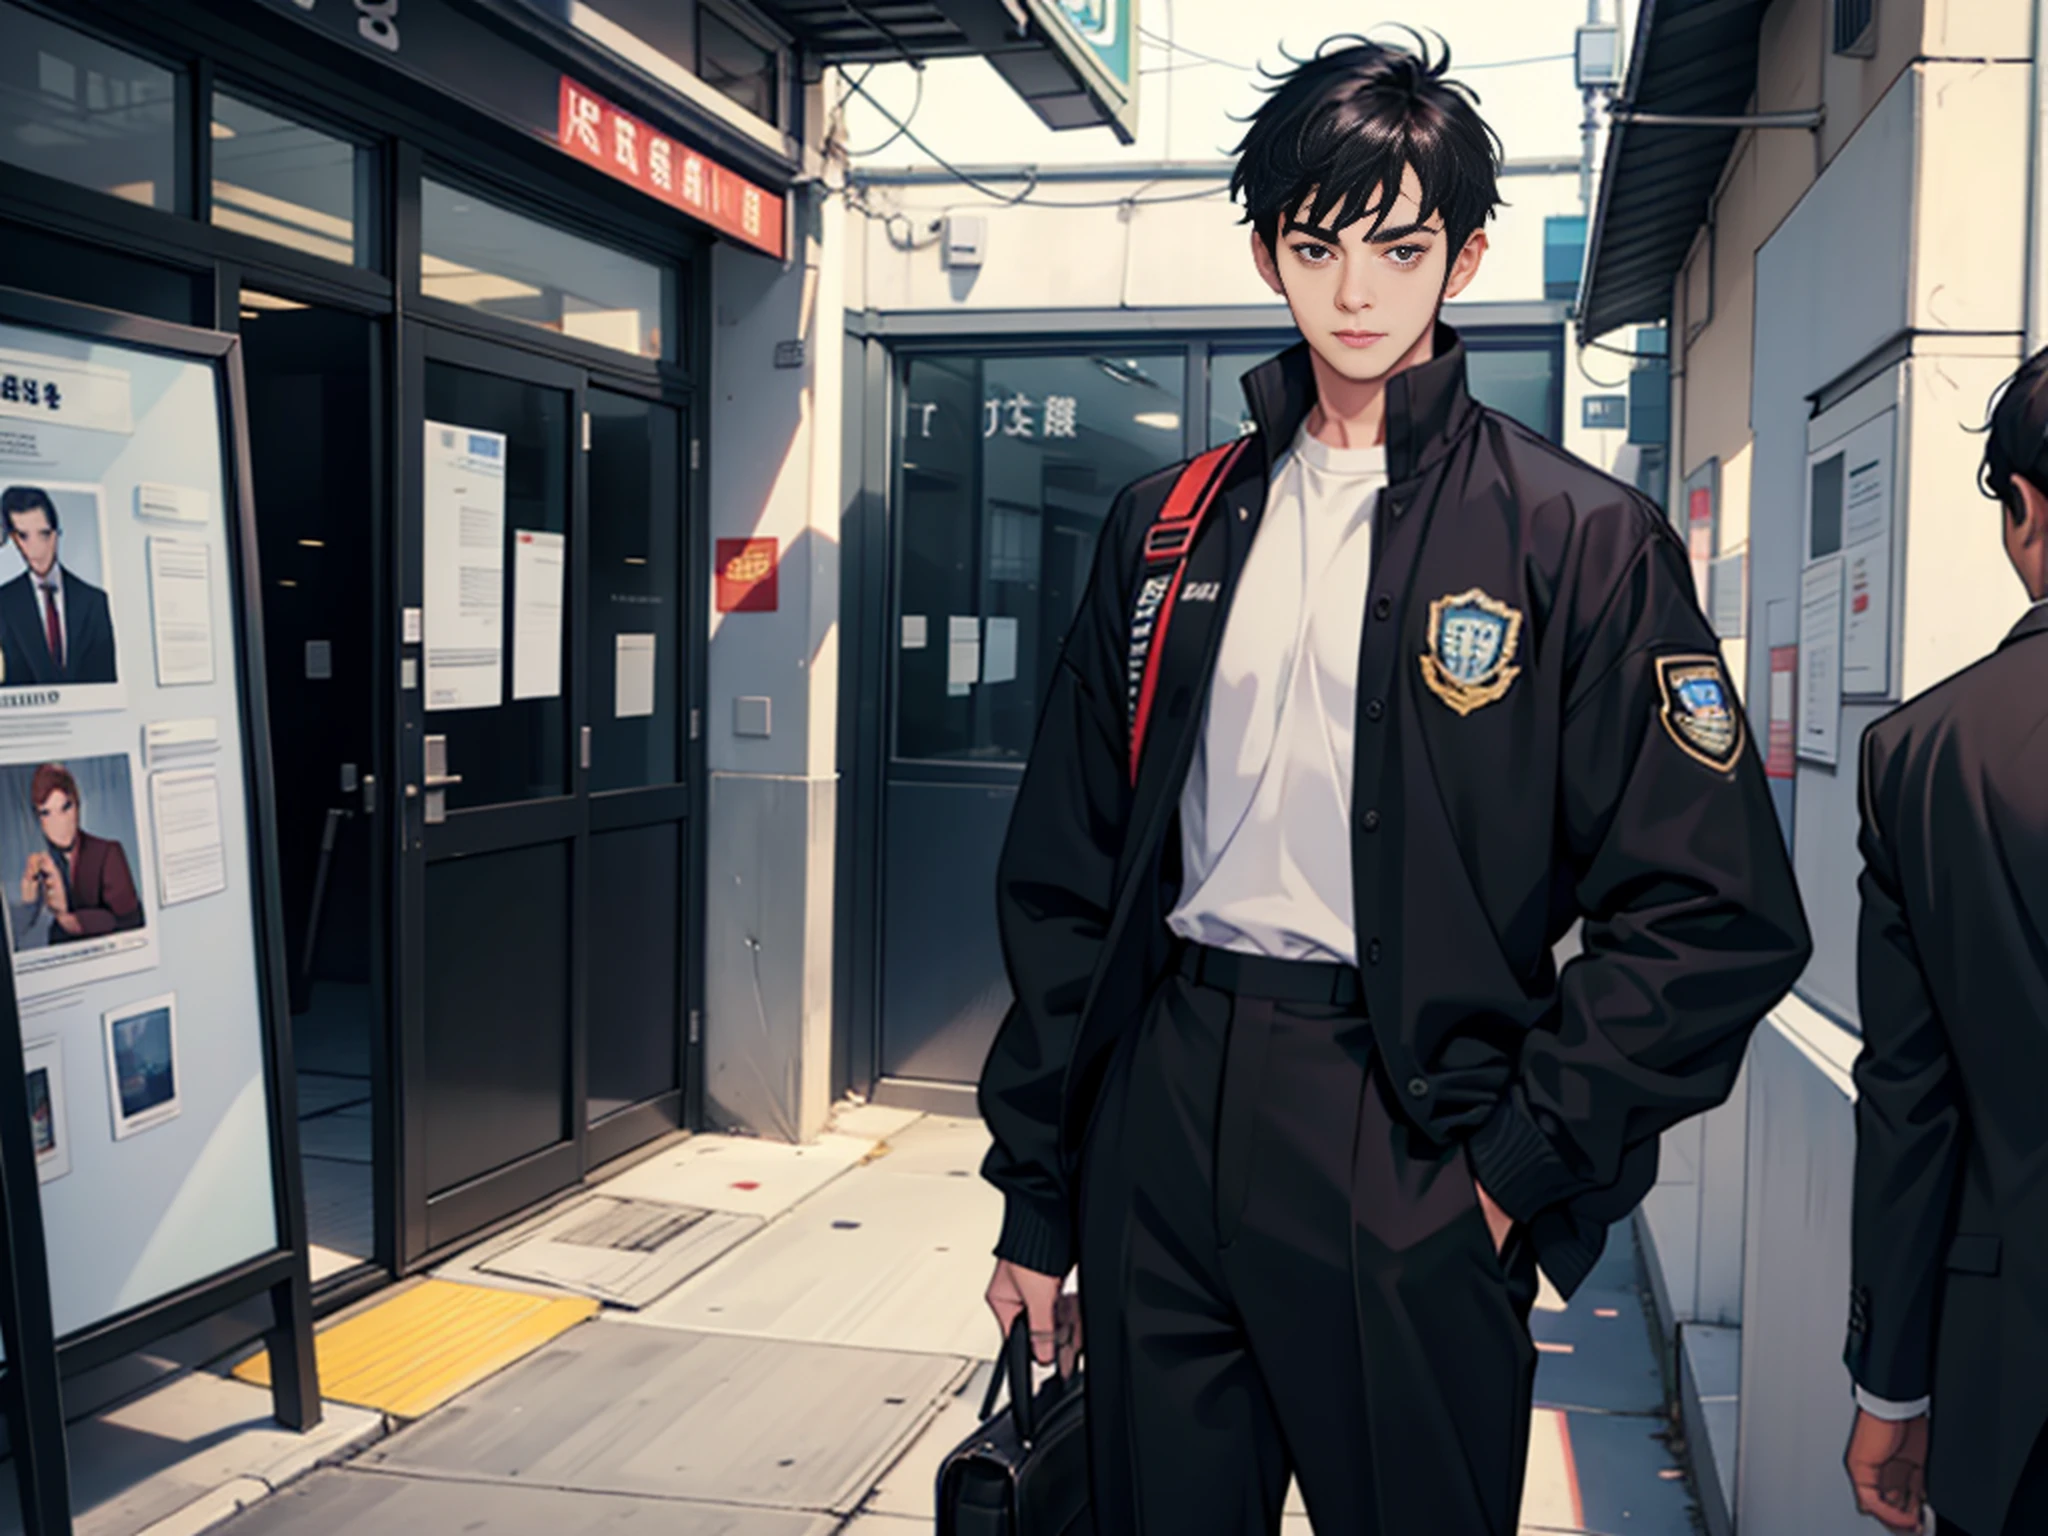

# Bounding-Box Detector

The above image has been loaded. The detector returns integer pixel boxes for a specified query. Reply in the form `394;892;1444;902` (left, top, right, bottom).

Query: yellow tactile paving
234;1279;599;1419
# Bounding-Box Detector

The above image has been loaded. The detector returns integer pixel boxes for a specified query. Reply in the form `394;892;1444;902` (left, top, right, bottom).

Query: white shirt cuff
1855;1384;1931;1420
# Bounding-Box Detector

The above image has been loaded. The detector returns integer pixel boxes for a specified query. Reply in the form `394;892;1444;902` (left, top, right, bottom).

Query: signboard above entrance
558;81;783;258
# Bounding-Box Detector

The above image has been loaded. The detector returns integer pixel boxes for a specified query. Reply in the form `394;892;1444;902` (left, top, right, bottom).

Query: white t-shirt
1165;424;1387;966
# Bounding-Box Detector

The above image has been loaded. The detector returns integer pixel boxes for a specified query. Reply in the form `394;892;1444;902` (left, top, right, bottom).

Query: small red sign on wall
717;538;779;612
1766;643;1798;780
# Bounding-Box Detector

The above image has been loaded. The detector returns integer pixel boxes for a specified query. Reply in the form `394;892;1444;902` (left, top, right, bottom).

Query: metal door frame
395;316;699;1268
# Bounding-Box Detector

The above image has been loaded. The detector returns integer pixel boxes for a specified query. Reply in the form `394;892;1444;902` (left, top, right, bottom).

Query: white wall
849;163;1585;316
704;173;846;1142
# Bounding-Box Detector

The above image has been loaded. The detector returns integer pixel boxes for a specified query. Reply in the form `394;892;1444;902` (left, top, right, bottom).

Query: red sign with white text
716;538;779;613
557;78;785;259
1766;644;1798;779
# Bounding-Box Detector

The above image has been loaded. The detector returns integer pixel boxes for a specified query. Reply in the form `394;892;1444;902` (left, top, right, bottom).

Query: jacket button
1361;809;1380;832
1366;699;1385;722
1366;939;1383;965
1374;595;1393;620
1407;1076;1429;1098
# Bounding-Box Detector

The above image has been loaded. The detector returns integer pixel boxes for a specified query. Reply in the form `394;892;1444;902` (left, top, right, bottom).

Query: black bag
935;1314;1092;1536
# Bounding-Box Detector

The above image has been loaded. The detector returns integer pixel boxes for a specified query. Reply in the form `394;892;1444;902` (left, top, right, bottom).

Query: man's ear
1441;230;1488;303
2016;474;2048;539
1250;227;1286;298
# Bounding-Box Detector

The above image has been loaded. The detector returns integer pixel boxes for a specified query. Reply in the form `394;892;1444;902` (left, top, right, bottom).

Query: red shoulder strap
1127;437;1250;784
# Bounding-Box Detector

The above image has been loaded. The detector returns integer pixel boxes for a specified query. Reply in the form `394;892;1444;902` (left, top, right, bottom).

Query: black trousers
1939;1414;2048;1536
1075;947;1541;1535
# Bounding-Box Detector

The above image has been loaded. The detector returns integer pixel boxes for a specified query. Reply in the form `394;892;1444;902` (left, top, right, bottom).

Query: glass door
238;288;391;1290
401;325;582;1259
582;386;689;1167
878;349;1187;1089
396;324;690;1263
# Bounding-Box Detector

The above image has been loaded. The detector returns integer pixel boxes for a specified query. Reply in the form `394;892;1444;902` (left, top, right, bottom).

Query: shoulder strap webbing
1125;436;1250;784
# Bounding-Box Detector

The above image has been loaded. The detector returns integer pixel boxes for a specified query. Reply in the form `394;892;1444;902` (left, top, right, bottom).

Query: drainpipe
2030;0;2048;355
1579;0;1604;215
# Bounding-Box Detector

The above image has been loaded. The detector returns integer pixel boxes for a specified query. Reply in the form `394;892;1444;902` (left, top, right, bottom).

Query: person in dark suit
15;762;144;948
0;485;117;687
1842;346;2048;1536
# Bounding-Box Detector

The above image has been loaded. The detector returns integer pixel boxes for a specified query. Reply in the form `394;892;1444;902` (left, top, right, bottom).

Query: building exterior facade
1581;0;2048;1529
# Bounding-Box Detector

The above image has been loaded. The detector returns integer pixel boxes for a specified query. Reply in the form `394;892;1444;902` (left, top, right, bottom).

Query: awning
757;0;1138;142
1577;0;1774;343
752;1;1022;62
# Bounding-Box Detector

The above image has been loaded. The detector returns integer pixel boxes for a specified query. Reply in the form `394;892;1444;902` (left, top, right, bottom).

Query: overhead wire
840;61;925;159
835;66;1232;211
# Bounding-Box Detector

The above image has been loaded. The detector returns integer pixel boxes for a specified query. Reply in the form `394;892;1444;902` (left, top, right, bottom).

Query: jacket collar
2003;596;2048;648
1239;320;1479;487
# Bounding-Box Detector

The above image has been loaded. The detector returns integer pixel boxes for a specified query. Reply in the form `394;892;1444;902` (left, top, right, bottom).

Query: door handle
423;735;458;824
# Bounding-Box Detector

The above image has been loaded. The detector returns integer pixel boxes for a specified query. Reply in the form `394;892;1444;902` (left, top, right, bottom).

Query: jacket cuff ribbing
993;1195;1073;1278
1466;1090;1583;1224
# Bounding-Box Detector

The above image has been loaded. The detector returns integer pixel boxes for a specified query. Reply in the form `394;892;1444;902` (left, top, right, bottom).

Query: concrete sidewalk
20;1105;1707;1535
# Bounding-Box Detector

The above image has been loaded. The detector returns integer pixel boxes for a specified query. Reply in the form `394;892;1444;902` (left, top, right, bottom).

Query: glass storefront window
420;178;672;360
1466;339;1563;441
894;350;1187;764
1208;343;1286;447
211;94;368;266
0;2;177;210
698;8;777;125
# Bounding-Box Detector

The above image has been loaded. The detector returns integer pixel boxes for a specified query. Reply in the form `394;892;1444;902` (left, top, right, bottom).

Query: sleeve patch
1654;653;1744;771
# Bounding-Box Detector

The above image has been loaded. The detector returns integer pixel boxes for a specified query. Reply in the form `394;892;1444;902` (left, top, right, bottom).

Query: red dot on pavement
732;1180;760;1190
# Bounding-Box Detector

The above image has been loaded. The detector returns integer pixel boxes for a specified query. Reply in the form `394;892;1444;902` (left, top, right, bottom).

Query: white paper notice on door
150;766;228;907
510;529;564;701
423;420;506;711
947;616;980;697
614;633;656;719
146;538;215;687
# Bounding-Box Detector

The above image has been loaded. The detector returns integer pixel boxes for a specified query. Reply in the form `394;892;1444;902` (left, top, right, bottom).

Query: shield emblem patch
1420;588;1524;716
1655;654;1744;771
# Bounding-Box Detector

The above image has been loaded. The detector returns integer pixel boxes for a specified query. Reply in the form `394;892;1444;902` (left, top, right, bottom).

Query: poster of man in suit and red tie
0;482;122;706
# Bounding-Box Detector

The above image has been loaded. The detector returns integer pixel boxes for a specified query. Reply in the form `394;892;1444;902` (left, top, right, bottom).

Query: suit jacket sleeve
68;836;144;938
1466;523;1813;1222
977;490;1136;1277
1843;721;1963;1403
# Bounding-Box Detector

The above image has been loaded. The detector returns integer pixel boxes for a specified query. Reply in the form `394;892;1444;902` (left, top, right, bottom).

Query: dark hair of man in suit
0;487;60;540
1227;29;1503;276
29;764;78;815
1980;346;2048;526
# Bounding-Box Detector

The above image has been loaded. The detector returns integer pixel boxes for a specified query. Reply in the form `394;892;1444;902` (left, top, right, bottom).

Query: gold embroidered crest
1655;653;1745;771
1419;588;1525;716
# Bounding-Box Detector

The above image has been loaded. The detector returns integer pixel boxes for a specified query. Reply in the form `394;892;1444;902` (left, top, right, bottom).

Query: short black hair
1228;30;1504;262
1980;346;2048;525
0;486;59;539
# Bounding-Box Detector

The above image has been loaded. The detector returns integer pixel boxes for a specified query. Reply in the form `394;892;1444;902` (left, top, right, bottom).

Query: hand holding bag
934;1312;1091;1536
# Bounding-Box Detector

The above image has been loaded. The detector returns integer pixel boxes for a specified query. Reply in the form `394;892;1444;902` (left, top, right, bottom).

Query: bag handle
979;1314;1046;1445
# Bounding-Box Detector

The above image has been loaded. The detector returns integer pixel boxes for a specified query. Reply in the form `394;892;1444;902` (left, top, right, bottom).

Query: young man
1841;349;2048;1536
977;35;1812;1534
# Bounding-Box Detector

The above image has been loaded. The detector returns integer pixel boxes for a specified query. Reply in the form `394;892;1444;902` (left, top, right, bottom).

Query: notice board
0;291;300;1353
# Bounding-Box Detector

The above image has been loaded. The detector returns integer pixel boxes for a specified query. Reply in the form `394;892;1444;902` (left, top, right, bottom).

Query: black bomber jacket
978;325;1813;1299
